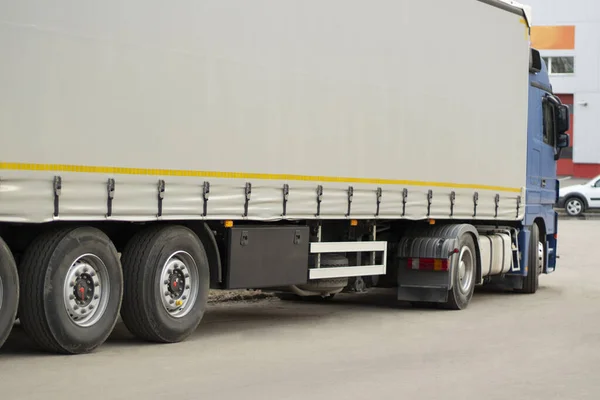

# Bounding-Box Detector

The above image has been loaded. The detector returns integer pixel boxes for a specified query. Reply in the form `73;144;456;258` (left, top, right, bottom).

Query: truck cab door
539;96;558;206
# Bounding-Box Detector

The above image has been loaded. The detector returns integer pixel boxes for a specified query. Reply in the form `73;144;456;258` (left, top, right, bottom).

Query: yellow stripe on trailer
0;162;523;193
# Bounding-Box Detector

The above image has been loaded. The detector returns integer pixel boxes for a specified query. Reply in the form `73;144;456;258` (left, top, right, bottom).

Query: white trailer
0;0;569;354
0;0;530;224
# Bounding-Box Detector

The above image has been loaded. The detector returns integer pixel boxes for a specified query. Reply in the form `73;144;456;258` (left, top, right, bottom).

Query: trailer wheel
19;227;123;354
120;225;209;343
443;234;477;310
517;224;541;294
0;237;19;350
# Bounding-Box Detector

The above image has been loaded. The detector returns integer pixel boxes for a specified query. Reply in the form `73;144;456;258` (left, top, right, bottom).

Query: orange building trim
531;25;575;50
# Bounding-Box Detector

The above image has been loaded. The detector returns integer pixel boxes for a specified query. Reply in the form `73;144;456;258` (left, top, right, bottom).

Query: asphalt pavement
1;219;599;400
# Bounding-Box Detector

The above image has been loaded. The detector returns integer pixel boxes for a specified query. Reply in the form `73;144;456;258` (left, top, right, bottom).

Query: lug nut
186;285;190;290
94;295;100;300
89;305;94;310
164;280;169;284
81;309;86;314
70;281;75;287
165;291;170;296
74;306;79;311
184;274;189;278
69;294;75;300
95;282;100;287
182;296;187;300
169;299;174;304
167;269;173;274
90;271;95;277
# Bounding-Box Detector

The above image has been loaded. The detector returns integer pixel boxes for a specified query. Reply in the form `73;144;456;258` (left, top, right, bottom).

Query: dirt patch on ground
208;289;276;303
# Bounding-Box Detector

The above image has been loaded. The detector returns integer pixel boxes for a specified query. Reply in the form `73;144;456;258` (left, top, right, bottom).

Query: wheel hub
63;255;110;327
567;199;582;215
159;251;199;318
73;273;95;307
167;269;186;299
457;246;474;293
537;241;544;274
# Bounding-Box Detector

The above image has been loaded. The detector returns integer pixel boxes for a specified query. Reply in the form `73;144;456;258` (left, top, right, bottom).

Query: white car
557;175;600;216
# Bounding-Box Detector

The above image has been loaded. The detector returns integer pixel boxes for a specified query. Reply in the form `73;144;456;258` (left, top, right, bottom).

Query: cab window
542;99;556;147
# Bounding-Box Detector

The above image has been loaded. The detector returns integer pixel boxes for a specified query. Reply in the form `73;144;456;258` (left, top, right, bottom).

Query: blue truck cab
518;48;570;285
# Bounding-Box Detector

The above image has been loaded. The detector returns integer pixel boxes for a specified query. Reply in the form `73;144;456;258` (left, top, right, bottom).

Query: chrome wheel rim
566;199;582;215
63;254;111;327
457;246;474;293
159;251;199;318
537;241;544;274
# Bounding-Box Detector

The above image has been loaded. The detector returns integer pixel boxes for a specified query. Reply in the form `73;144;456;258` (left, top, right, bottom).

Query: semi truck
0;0;570;354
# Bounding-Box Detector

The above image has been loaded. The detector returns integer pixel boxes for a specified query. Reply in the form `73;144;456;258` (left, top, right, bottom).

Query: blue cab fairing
519;57;561;275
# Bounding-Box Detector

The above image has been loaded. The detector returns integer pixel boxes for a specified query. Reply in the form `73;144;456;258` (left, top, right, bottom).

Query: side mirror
557;133;570;149
554;133;570;160
557;104;570;133
530;48;542;73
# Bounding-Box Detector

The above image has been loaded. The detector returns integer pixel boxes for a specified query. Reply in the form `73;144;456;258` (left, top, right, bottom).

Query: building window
542;56;575;75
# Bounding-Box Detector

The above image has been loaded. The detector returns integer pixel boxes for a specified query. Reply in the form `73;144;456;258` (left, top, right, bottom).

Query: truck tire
120;225;209;343
0;237;19;350
518;224;541;294
19;227;123;354
443;233;477;310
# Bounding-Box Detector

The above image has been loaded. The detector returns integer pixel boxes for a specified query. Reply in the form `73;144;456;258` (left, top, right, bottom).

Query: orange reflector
350;219;358;226
554;233;558;239
224;220;234;228
428;219;436;225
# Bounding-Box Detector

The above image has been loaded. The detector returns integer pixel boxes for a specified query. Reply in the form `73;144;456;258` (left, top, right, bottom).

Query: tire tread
19;228;73;353
120;226;165;342
442;234;476;310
